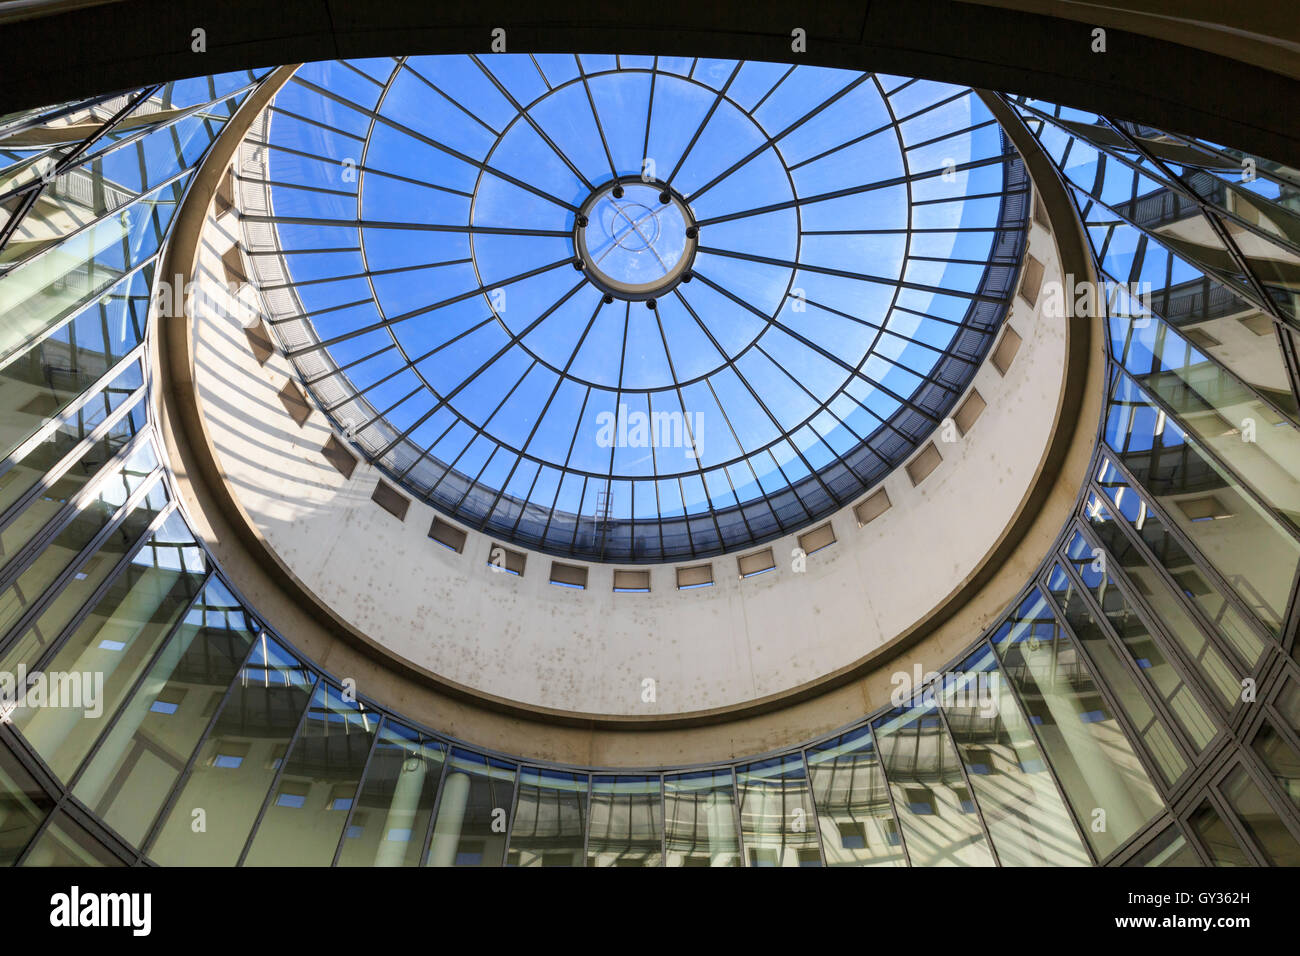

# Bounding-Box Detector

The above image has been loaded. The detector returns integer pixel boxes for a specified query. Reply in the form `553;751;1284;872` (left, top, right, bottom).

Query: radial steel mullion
696;245;1003;305
639;57;658;171
664;62;739;185
246;244;363;257
241;133;467;189
302;342;397;387
700;376;794;536
787;116;898;172
694;153;1011;227
672;283;881;496
701;322;850;511
235;672;323;866
394;276;587;469
260;256;472;293
644;310;729;551
265;295;375;328
269;104;368;143
323;314;498;414
686;72;871;205
283;76;579;213
330;714;386;866
805;296;980;365
282;255;573;358
247;214;570;238
569;58;619;185
483;291;608;535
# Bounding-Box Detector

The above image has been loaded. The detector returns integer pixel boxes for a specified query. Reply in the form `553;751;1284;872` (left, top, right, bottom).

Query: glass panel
0;94;242;273
427;748;515;867
0;445;163;661
806;725;906;866
1083;491;1249;704
1219;764;1300;866
145;635;315;865
1105;371;1300;636
0;268;148;460
1092;462;1269;663
992;589;1164;859
0;177;186;363
72;576;257;846
0;400;146;570
1275;676;1300;737
0;740;54;863
1017;100;1300;382
0;484;168;687
1125;824;1202;867
941;644;1091;865
336;723;445;867
1188;799;1252;866
1119;313;1300;523
872;702;995;866
7;509;205;780
1250;720;1300;812
0;361;143;520
17;810;123;866
663;768;740;867
1064;530;1218;751
244;682;378;866
587;774;663;866
1046;563;1189;784
736;754;821;867
507;767;587;866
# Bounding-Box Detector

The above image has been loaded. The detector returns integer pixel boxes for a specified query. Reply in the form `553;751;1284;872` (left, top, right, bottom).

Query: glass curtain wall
0;66;1299;868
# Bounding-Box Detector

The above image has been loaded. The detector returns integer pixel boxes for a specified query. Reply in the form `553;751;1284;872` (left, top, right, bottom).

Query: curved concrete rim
151;69;1104;757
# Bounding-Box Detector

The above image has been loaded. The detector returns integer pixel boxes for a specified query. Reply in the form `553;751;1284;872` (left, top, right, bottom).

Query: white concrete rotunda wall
189;194;1068;716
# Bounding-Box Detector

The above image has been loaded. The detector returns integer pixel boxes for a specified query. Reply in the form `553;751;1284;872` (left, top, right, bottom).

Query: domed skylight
246;55;1028;562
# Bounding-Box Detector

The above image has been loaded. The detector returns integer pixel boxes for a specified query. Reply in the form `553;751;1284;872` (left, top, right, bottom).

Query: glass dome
251;55;1029;562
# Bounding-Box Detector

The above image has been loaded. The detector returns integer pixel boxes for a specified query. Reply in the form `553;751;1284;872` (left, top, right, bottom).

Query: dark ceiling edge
3;0;1300;166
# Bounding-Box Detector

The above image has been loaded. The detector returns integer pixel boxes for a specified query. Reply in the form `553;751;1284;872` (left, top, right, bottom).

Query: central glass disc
576;181;696;298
